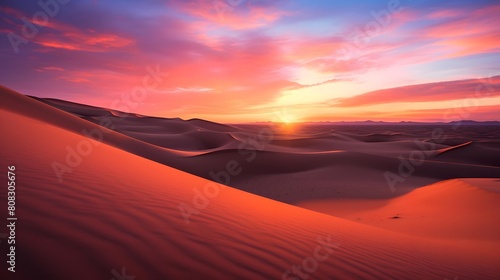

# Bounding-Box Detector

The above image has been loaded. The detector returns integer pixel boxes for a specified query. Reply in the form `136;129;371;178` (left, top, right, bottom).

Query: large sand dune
1;86;500;279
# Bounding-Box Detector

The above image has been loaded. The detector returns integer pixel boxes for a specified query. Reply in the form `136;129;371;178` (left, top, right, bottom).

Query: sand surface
1;86;500;279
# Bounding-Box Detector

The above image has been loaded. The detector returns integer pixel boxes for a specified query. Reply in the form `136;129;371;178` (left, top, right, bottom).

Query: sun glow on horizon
281;115;297;124
272;108;300;124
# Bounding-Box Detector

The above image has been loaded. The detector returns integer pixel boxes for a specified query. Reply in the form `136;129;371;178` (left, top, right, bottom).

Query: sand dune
300;179;500;239
1;87;500;279
434;141;500;166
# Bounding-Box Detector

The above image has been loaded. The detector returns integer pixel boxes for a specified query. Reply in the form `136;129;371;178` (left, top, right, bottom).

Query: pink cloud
420;5;500;58
426;9;462;19
36;31;134;52
1;6;134;52
0;6;24;19
336;76;500;107
169;0;289;30
382;104;500;122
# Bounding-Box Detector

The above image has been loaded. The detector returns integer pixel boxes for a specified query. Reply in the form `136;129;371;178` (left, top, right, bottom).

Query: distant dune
1;86;500;279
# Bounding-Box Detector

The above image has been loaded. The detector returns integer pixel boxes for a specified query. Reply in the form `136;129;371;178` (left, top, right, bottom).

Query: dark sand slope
0;87;499;279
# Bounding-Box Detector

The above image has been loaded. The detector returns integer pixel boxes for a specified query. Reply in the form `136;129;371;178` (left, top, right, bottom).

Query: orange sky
1;0;499;122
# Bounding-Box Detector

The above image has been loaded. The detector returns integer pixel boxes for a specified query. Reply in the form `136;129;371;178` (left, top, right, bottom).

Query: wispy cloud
335;76;500;107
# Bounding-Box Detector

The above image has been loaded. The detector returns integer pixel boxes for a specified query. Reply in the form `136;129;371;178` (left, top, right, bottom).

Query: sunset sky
1;0;499;122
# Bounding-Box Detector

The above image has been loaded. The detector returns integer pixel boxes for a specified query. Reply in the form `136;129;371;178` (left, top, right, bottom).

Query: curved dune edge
0;93;499;279
299;179;500;242
0;86;199;158
436;141;473;154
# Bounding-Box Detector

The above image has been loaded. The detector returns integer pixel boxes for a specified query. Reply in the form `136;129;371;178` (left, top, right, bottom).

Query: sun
274;109;299;124
281;114;297;124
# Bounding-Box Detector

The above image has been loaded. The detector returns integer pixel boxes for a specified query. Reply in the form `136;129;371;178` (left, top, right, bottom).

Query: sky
1;0;499;123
